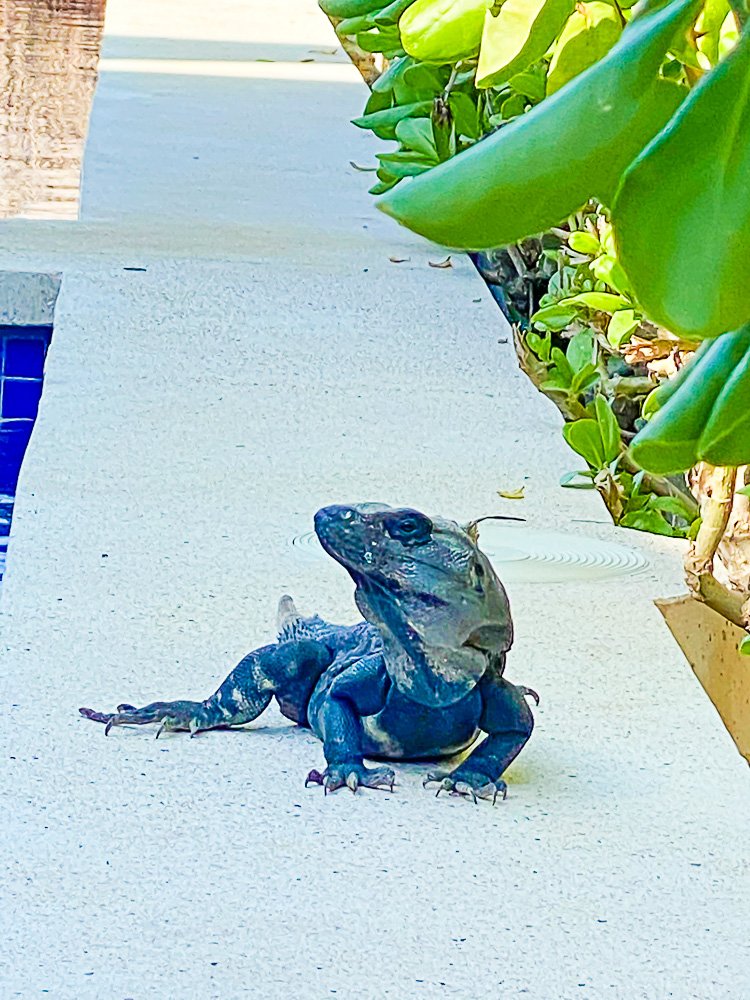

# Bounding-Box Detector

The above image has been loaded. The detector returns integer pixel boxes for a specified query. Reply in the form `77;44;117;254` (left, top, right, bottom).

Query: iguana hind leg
424;677;535;804
79;639;331;738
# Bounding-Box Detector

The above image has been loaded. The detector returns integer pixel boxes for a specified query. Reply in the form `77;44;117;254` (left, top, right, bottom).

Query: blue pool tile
4;336;47;377
0;420;34;492
0;321;56;582
2;378;44;419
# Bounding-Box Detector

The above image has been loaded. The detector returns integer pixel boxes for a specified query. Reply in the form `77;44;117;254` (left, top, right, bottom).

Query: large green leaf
629;326;750;474
378;0;698;250
613;28;750;340
399;0;492;63
319;0;384;16
476;0;575;89
546;2;622;95
697;342;750;466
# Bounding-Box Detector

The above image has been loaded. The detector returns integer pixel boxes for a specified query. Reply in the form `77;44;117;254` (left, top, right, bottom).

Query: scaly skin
80;504;537;803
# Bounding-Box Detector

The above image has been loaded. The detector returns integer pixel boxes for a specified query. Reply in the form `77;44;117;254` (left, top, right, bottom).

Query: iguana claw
423;771;508;805
305;763;395;795
519;686;540;706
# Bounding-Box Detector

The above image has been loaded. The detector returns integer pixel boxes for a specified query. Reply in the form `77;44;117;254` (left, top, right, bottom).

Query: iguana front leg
79;639;330;738
425;676;535;803
305;654;395;794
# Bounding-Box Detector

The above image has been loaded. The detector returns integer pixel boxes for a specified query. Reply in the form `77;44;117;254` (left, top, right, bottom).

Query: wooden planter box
658;595;750;763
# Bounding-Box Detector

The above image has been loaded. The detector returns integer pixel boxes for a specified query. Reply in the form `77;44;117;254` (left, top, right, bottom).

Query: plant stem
326;16;379;87
684;465;748;626
443;64;461;100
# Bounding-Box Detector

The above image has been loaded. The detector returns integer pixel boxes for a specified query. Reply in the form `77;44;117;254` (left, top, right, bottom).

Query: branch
684;465;748;626
327;16;380;87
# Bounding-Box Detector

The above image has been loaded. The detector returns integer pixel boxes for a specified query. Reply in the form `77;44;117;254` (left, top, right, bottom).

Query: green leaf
566;330;595;372
607;308;639;347
395;62;449;102
568;230;600;254
320;0;385;15
562;291;630;312
509;64;548;102
400;0;492;62
619;508;678;536
526;329;552;361
697;341;750;467
547;2;622;95
719;10;739;60
695;0;730;68
570;362;600;394
449;92;481;139
363;88;394;114
376;152;436;178
401;62;449;93
372;55;412;94
613;28;750;339
629;326;750;474
357;27;402;52
647;495;697;520
739;635;750;655
560;469;597;488
551;346;575;385
589;253;633;297
378;0;697;249
737;485;750;497
476;0;576;89
501;93;527;119
374;0;417;25
530;303;578;330
563;418;606;467
595;395;621;463
641;385;662;421
336;13;377;35
353;101;433;139
369;179;397;194
395;117;439;158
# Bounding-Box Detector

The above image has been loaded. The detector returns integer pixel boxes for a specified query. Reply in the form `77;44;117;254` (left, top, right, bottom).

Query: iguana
80;503;537;802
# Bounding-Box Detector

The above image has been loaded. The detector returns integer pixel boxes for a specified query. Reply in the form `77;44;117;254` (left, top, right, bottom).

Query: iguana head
314;503;512;707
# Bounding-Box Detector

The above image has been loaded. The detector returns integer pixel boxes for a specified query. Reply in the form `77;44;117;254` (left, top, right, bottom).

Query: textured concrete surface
2;2;750;998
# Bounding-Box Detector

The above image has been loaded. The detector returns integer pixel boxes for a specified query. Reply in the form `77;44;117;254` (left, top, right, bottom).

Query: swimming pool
0;273;60;580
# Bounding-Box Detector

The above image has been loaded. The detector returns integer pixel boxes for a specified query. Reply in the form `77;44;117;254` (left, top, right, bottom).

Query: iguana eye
384;510;433;546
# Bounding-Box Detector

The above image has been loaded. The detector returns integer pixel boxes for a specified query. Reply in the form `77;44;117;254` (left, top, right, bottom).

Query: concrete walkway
2;2;749;997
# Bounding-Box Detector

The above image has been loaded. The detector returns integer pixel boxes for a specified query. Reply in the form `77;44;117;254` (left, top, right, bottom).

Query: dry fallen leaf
349;161;376;172
497;487;525;500
389;255;411;264
429;256;452;269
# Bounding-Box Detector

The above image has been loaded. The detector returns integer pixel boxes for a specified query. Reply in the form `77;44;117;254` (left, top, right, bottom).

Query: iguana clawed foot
423;769;508;805
79;700;206;738
305;762;396;795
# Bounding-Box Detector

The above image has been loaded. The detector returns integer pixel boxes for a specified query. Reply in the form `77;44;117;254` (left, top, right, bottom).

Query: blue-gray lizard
80;503;537;802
